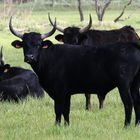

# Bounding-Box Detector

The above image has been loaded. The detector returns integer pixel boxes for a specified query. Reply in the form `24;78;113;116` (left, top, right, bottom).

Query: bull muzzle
24;54;35;64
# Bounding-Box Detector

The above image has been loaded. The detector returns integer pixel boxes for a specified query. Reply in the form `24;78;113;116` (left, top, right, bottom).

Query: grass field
0;6;140;140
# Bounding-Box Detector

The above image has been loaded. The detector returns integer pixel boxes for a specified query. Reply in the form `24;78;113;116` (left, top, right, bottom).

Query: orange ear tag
59;39;63;42
16;45;21;49
42;45;49;49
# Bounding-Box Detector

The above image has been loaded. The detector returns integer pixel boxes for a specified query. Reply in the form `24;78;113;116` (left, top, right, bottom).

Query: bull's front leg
54;100;65;126
63;95;71;126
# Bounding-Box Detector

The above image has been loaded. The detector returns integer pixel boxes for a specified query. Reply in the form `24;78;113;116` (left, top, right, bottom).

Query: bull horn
0;46;4;64
48;13;64;33
41;17;56;40
9;16;23;39
0;46;3;58
79;14;92;33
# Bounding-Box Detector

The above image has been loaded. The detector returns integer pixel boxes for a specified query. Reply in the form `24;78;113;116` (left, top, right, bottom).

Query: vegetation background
0;0;140;140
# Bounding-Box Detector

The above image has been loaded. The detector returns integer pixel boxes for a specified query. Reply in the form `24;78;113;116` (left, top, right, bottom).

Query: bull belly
68;80;115;94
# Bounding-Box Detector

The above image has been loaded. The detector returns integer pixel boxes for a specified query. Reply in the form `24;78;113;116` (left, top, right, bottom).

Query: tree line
3;0;134;22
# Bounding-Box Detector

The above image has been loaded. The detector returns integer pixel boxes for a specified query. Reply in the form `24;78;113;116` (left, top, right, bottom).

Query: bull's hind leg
130;72;140;126
118;85;133;126
63;95;71;125
54;98;65;126
131;86;140;125
85;94;91;110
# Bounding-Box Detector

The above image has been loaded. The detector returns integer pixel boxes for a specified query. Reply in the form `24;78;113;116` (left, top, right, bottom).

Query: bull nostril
25;55;35;63
30;55;34;60
27;55;34;59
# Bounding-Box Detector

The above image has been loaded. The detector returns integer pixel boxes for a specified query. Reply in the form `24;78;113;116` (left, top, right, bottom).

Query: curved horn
48;13;64;33
79;14;92;33
41;18;56;40
9;16;23;39
0;46;3;59
0;46;4;65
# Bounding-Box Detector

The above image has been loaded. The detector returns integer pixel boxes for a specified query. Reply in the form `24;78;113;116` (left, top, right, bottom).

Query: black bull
49;14;140;110
0;47;44;102
9;18;140;126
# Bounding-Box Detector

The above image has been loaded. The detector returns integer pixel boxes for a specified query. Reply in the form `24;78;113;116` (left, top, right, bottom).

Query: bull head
10;16;57;64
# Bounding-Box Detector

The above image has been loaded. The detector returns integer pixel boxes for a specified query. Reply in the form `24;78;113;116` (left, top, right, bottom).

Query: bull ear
2;64;10;73
0;64;10;73
55;34;64;42
41;40;53;49
11;40;23;49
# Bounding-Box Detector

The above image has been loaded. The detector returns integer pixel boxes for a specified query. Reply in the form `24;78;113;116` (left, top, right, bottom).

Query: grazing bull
9;17;140;126
0;47;44;102
49;15;140;46
49;14;140;110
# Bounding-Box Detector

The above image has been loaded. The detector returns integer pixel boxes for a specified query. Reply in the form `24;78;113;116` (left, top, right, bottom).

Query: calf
9;17;140;126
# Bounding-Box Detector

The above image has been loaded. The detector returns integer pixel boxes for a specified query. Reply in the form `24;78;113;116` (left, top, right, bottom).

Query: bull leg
118;85;133;127
63;95;71;126
54;100;65;126
131;86;140;125
97;94;105;109
85;93;91;111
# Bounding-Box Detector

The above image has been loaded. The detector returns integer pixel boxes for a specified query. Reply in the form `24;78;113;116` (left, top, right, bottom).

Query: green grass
0;6;140;140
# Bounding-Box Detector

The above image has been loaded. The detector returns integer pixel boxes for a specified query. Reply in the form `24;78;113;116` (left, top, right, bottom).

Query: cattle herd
0;13;140;127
